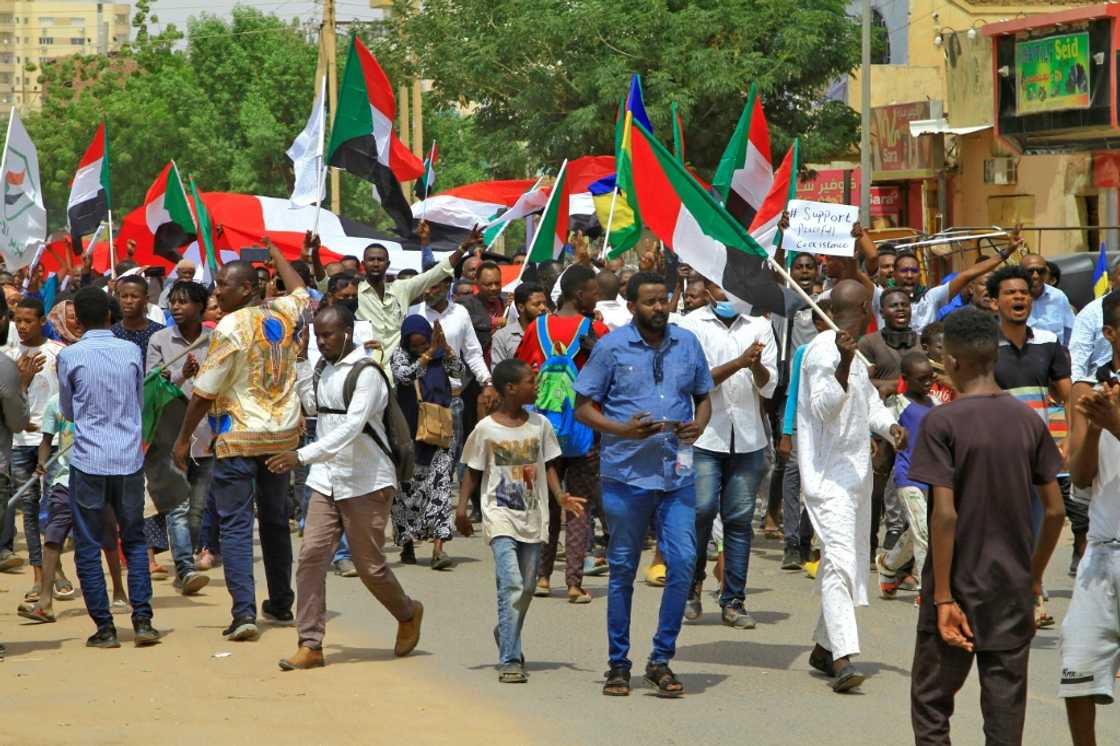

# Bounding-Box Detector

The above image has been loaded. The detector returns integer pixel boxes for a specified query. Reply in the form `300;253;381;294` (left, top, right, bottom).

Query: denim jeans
603;478;696;669
12;446;42;567
166;498;195;580
491;536;541;667
211;455;295;621
197;487;220;554
0;460;13;553
781;437;814;552
692;446;765;607
186;456;214;550
69;466;151;628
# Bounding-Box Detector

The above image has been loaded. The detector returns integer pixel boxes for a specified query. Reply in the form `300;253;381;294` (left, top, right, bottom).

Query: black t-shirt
908;393;1062;651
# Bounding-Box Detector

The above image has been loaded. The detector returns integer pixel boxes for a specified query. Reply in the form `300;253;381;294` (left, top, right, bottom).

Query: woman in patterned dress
390;315;461;570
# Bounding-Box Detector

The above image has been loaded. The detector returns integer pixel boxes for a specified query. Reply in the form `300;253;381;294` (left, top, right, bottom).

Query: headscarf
396;314;453;463
47;300;81;344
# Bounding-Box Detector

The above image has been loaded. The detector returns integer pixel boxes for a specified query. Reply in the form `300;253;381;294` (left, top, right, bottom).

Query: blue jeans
12;446;42;567
692;446;765;607
211;456;294;621
166;498;194;580
69;466;151;628
603;478;696;669
187;456;214;550
491;536;541;667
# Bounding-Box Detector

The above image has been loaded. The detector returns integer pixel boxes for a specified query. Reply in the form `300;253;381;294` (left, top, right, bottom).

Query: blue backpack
533;315;595;457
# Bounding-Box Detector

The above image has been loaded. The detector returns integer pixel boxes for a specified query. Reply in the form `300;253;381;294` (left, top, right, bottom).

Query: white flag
483;178;548;228
0;109;46;269
287;75;327;208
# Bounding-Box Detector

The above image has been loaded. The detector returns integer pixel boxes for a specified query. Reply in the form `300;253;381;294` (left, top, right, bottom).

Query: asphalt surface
2;522;1112;745
318;523;1112;745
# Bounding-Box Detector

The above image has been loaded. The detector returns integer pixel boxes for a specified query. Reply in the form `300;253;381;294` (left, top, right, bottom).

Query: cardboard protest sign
785;199;858;257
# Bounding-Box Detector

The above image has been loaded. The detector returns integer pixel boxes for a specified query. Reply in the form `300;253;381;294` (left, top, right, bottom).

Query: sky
148;0;382;35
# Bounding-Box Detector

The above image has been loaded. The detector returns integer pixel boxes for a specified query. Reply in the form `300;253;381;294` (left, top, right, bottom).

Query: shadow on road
324;643;433;664
674;639;812;669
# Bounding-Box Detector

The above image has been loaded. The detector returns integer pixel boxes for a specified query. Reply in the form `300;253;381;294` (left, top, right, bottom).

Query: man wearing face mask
680;279;778;629
416;276;495;436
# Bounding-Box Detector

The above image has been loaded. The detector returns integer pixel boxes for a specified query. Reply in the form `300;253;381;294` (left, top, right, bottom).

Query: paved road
1;524;1113;745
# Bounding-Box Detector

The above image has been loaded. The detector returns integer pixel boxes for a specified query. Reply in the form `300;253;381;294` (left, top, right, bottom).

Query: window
69;37;83;45
38;37;54;46
39;17;56;26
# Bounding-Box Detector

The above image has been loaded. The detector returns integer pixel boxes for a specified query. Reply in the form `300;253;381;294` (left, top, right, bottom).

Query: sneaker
223;617;260;641
0;549;24;572
332;558;358;577
86;625;120;649
400;542;417;565
780;547;802;571
133;618;162;647
721;600;757;629
174;571;210;596
261;600;294;626
683;586;702;621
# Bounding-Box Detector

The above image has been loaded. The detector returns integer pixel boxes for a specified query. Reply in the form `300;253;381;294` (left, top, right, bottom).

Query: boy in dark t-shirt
907;308;1065;745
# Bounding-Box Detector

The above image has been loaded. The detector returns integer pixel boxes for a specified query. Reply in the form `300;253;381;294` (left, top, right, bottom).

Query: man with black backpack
267;304;423;671
515;264;610;604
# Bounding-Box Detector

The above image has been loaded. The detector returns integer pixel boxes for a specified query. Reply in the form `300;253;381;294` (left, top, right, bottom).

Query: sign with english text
785;199;858;257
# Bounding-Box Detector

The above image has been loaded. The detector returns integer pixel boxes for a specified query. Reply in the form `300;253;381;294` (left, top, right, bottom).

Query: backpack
313;357;415;484
532;315;594;457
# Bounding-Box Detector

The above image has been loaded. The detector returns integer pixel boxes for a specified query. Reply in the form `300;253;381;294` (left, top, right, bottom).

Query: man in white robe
797;280;906;692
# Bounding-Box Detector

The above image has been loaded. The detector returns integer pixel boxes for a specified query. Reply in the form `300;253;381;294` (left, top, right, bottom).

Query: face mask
337;297;359;314
713;301;738;320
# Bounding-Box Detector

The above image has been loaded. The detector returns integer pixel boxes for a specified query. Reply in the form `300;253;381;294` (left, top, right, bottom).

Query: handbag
414;379;454;449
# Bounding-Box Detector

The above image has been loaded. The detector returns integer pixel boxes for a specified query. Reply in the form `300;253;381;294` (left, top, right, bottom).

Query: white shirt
681;307;777;454
7;339;64;448
1088;425;1120;544
416;302;490;388
595;299;632;332
1069;296;1112;382
296;346;396;500
861;283;950;334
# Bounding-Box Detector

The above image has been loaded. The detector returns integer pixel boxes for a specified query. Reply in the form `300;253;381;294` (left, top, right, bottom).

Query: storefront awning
908;118;992;137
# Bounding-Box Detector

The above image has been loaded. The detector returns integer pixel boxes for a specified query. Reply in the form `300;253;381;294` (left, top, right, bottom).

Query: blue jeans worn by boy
12;446;42;567
603;479;696;669
491;536;541;668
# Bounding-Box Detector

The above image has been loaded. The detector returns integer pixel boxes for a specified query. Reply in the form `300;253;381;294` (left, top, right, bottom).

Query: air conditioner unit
984;157;1017;185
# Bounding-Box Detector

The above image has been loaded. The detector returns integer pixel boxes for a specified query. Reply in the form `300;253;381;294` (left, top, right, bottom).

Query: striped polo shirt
994;325;1072;446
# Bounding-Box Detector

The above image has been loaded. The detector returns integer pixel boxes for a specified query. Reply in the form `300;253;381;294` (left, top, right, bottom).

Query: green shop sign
1015;31;1091;115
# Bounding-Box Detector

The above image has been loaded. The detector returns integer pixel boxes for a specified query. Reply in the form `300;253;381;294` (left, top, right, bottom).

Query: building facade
0;1;130;113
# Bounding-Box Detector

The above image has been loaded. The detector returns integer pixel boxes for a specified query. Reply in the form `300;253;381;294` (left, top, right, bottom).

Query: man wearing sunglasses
1021;253;1075;345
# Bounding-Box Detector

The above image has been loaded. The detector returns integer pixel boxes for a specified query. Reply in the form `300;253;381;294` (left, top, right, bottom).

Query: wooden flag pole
766;249;870;366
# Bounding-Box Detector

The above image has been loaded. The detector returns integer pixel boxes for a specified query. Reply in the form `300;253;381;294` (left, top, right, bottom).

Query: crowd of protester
0;222;1117;745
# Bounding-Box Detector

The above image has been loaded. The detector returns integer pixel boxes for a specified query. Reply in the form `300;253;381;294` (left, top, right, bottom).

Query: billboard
1015;31;1091;116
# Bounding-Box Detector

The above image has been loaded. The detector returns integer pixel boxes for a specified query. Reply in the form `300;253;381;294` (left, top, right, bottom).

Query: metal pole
323;0;341;215
860;0;872;225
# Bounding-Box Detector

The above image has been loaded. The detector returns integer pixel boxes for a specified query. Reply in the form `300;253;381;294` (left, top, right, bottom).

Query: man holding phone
574;271;712;699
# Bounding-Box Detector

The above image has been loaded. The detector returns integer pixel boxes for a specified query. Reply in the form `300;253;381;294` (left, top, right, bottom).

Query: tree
385;0;861;175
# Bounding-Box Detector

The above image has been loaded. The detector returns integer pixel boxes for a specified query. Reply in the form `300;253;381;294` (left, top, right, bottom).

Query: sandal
602;665;631;697
17;603;56;623
567;587;592;604
498;667;529;684
23;587;40;603
1035;598;1055;629
53;578;77;601
111;599;132;615
644;662;685;698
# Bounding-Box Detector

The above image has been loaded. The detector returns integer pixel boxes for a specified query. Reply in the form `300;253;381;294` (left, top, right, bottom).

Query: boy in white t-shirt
9;297;65;602
457;358;585;684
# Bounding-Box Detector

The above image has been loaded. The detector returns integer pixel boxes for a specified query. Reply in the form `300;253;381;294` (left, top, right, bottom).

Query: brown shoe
394;600;423;657
278;646;324;671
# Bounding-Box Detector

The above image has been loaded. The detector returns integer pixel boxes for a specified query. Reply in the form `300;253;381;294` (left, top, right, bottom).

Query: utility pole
860;0;872;225
322;0;341;214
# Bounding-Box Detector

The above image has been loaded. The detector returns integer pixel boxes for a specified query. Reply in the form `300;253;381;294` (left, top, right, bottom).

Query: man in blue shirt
58;287;160;649
575;271;713;698
1021;253;1075;344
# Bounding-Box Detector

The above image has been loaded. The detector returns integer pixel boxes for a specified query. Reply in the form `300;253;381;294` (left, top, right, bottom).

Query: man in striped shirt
58;287;161;649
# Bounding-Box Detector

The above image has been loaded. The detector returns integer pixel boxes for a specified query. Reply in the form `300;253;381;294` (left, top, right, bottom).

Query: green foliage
391;0;861;175
26;5;326;231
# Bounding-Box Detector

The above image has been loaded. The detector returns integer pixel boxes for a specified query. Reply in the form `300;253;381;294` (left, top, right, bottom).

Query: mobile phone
240;247;271;262
654;419;680;433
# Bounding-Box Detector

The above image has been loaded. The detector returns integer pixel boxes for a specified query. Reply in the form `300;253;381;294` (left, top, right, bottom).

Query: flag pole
600;185;620;260
312;162;325;236
419;140;435;223
107;209;116;278
766;254;870;366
